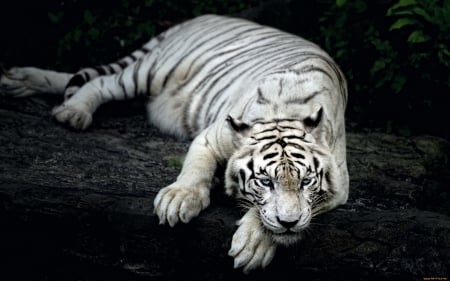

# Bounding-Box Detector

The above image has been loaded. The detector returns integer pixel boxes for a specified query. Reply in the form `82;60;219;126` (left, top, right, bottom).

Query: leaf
144;0;155;7
391;75;406;94
336;0;347;7
387;9;415;16
167;157;184;169
407;30;430;43
411;7;433;22
438;45;450;67
73;28;82;43
48;12;64;24
84;10;95;26
370;60;386;75
389;17;418;30
398;126;411;137
88;27;100;40
385;120;393;134
392;0;417;9
387;0;417;16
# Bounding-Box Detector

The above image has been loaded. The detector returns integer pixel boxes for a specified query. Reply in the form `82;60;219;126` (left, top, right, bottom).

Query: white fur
0;67;72;97
228;208;277;273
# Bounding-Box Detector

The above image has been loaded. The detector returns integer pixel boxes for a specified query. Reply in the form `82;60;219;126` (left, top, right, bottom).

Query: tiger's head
225;115;338;245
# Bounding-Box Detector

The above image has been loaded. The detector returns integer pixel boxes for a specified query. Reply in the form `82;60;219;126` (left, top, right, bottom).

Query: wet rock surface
0;96;449;280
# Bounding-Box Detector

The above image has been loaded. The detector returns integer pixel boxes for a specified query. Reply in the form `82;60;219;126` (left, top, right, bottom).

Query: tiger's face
225;117;337;245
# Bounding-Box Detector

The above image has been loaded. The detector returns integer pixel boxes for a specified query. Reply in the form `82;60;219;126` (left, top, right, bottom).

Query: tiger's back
145;15;347;142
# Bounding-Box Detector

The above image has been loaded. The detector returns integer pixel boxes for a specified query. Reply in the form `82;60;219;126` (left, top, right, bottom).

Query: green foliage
387;0;450;68
47;0;257;68
318;0;450;138
167;156;184;170
47;0;158;67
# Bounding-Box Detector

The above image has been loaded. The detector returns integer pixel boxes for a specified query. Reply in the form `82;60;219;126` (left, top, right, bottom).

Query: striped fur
225;120;343;246
0;14;349;272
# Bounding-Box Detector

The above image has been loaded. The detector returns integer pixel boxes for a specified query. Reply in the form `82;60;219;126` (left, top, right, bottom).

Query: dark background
0;0;449;140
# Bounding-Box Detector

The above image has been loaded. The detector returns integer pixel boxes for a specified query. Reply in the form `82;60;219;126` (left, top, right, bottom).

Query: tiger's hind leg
51;55;153;130
50;42;160;129
0;67;72;97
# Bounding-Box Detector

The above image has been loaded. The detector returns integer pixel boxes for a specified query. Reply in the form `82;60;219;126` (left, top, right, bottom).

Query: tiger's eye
301;177;313;186
258;178;274;190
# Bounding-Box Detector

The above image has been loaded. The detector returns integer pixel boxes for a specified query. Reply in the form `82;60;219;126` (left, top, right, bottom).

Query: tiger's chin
270;230;303;245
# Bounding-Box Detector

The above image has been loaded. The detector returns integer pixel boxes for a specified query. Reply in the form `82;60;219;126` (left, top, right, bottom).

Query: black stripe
263;152;278;160
130;53;139;61
106;64;115;74
117;60;128;68
278;79;284;96
301;65;333;80
260;141;277;153
133;58;144;96
65;74;85;88
117;71;128;99
107;88;116;101
93;66;107;76
254;135;278;141
239;169;246;185
145;59;158;97
208;99;230;126
324;170;335;195
44;76;52;86
282;135;305;140
82;71;90;82
257;88;270;104
230;172;239;184
141;46;151;53
313;156;320;171
291;153;305;159
289;143;306;151
278;125;300;131
285;87;328;104
256;127;278;134
247;159;254;173
276;118;304;123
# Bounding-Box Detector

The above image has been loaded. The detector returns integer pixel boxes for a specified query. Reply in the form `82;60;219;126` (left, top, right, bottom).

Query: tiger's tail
62;44;155;100
0;37;159;99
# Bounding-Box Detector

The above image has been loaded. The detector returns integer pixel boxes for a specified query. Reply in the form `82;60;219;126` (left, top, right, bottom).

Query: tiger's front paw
52;102;93;130
153;184;210;227
228;210;277;273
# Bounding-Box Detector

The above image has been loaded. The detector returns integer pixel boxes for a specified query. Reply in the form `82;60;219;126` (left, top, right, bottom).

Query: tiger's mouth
271;230;302;245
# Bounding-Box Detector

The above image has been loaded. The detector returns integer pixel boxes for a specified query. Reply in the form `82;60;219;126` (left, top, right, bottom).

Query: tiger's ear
304;107;323;132
226;115;251;137
315;150;340;204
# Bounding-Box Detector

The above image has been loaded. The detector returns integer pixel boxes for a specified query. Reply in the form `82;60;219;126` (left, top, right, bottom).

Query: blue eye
258;178;273;189
301;177;314;187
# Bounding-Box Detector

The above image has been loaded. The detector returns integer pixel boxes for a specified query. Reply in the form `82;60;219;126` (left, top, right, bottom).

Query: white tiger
0;14;349;272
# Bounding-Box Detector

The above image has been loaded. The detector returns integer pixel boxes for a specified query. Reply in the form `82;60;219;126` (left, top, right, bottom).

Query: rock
0;96;449;281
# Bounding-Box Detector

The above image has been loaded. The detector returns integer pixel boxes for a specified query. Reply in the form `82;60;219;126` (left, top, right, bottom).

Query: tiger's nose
276;216;299;229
